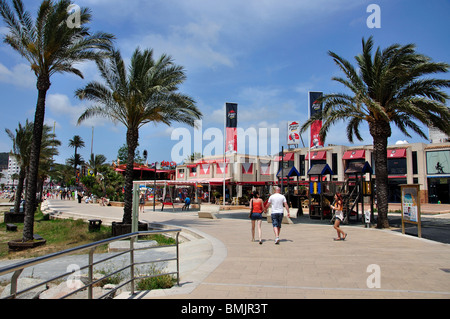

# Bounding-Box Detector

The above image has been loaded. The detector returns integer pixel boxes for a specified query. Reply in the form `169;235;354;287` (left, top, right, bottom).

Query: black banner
226;103;238;128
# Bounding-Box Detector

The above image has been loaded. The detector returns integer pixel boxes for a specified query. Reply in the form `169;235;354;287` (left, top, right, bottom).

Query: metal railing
0;229;181;299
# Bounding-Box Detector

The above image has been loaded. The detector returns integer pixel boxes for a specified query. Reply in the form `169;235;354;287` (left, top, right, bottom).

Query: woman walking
330;193;347;241
249;191;264;244
139;193;146;213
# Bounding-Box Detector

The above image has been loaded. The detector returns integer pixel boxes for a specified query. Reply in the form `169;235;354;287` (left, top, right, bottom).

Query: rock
39;279;85;299
0;278;48;299
103;284;116;290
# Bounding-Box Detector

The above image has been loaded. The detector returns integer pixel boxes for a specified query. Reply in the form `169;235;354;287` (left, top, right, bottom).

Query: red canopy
343;150;365;160
306;150;327;160
387;148;407;158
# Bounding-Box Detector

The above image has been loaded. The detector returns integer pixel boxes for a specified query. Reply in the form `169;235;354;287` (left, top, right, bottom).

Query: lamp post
153;161;160;211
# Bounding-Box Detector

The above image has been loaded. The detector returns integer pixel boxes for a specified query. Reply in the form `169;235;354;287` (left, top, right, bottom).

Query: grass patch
0;207;111;259
136;265;176;291
1;207;177;260
139;233;176;246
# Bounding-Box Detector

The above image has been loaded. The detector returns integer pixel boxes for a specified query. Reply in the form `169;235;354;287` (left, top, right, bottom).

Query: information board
401;184;422;238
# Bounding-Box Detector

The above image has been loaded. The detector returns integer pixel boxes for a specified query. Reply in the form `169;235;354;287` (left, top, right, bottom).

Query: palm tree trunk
370;121;391;229
122;127;139;224
13;168;26;214
74;146;78;183
23;76;50;242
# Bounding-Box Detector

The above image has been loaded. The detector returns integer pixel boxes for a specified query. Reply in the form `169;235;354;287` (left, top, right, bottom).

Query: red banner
225;103;237;153
309;92;323;148
310;120;323;148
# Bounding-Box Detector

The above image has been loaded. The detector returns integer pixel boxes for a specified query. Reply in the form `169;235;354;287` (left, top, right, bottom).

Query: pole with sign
401;184;422;238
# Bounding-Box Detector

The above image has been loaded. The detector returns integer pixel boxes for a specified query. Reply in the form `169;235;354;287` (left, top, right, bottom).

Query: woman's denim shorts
250;213;262;220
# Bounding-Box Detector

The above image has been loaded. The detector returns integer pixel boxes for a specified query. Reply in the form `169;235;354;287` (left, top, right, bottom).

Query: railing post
88;247;96;299
10;269;23;299
130;235;135;295
176;232;180;286
132;183;139;233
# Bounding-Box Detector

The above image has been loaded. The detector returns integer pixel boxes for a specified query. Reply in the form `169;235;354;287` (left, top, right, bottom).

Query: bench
161;202;174;211
198;205;220;219
9;207;24;213
6;223;17;231
33;234;44;240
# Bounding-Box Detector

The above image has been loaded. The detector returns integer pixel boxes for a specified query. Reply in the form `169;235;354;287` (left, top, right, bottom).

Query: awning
133;167;154;171
283;152;294;161
305;150;327;160
236;181;269;186
343;150;365;160
387;148;407;158
138;178;231;186
274;152;295;162
345;161;373;175
184;177;231;185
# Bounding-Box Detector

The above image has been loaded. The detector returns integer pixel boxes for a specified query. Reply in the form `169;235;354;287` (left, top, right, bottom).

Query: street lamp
153;161;160;211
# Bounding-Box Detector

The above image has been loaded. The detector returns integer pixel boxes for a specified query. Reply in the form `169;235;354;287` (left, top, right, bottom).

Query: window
299;155;305;176
387;158;407;175
332;153;338;175
412;151;418;174
426;150;450;175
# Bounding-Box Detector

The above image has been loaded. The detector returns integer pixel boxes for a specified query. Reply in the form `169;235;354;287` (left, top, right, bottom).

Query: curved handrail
0;229;181;299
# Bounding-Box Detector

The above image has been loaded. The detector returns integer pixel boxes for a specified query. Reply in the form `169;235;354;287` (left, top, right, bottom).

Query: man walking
265;186;290;244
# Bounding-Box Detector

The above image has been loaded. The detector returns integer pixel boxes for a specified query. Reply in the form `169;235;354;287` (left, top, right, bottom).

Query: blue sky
0;0;449;165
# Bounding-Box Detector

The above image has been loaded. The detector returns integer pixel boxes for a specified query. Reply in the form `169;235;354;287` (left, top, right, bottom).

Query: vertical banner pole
224;102;238;208
132;182;139;233
308;92;311;171
223;104;226;208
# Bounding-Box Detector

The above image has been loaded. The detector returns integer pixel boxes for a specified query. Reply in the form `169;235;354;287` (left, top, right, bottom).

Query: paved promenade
7;199;450;299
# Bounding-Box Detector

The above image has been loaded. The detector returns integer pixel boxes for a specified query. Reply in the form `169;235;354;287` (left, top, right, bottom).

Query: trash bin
88;219;102;232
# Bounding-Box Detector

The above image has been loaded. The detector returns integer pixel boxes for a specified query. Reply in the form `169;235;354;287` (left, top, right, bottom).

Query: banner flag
260;162;271;175
225;103;238;153
241;163;253;174
287;121;300;145
217;162;228;174
309;92;323;148
200;163;210;175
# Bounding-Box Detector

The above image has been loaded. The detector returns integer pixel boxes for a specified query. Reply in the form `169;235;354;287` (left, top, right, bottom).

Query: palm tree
6;121;60;212
301;37;450;228
76;48;202;224
5;120;33;215
37;125;61;201
88;153;107;176
68;135;85;178
0;0;114;241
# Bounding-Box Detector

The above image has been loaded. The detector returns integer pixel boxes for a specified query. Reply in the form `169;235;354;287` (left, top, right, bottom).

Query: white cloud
46;93;111;128
107;0;365;73
0;63;35;89
121;20;234;72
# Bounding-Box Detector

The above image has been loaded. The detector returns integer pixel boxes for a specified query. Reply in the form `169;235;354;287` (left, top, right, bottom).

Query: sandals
334;233;348;241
